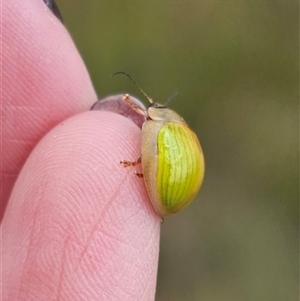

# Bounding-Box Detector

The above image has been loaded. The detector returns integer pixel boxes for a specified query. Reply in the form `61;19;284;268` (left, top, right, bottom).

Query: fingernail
91;95;147;129
43;0;63;23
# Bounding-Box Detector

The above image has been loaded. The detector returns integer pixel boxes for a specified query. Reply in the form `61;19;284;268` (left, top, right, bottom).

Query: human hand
2;1;160;300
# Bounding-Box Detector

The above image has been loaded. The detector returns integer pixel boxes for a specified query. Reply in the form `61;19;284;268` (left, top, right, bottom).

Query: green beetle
118;73;205;216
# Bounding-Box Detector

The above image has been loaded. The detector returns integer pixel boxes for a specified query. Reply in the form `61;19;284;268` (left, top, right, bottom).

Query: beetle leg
120;160;137;167
120;156;141;167
120;157;143;177
134;172;144;178
123;94;147;116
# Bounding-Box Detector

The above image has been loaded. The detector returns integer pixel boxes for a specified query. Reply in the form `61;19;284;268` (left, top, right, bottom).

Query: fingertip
3;111;160;300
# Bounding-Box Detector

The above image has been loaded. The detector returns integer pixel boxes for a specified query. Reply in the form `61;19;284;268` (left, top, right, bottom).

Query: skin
1;1;160;300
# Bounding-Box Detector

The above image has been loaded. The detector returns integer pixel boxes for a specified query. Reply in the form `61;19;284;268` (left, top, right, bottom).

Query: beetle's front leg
120;156;141;167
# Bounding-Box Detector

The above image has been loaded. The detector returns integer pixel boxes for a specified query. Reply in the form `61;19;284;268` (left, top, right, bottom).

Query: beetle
116;72;205;216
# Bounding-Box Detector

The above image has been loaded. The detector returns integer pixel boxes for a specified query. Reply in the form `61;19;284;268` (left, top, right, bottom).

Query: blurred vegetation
57;1;298;300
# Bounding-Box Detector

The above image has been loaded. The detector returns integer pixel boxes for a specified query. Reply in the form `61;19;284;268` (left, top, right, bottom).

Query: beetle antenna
112;71;153;104
165;91;178;106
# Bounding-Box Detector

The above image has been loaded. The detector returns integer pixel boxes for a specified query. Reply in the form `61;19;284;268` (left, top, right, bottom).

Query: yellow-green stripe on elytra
157;122;204;214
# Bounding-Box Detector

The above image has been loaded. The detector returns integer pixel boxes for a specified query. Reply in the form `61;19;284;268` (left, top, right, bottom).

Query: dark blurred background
57;1;298;300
